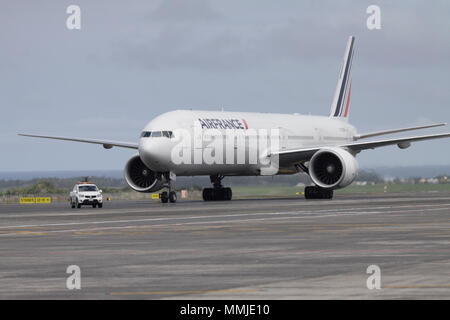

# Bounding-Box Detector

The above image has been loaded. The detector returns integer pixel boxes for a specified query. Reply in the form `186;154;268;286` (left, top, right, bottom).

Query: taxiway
0;192;449;299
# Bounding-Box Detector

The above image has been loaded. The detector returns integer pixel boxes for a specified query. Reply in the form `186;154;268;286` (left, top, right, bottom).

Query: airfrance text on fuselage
198;118;247;130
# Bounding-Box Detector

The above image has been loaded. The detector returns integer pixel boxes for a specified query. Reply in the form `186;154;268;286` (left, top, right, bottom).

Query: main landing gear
160;190;177;203
159;172;177;203
202;174;232;201
304;186;333;199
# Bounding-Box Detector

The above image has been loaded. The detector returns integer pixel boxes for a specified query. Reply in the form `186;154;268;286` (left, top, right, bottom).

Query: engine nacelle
124;155;164;193
309;147;359;189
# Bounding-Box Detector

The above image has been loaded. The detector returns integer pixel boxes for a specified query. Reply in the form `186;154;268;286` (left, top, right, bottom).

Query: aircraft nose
138;138;167;170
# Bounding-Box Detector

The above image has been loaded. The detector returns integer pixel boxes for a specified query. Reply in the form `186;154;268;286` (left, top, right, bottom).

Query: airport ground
0;192;449;299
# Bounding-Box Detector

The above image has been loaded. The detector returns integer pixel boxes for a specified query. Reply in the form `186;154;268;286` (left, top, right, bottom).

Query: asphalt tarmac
0;192;449;299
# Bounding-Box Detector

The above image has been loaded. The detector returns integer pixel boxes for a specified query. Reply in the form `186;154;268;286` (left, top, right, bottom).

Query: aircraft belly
171;163;259;176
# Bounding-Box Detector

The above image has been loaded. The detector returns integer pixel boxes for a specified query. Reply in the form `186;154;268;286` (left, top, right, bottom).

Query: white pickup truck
70;183;103;208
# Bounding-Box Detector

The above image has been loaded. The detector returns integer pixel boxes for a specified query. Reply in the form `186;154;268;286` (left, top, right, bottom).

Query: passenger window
151;131;162;137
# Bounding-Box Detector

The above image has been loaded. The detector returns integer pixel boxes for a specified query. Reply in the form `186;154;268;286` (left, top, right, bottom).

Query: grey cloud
148;0;222;21
110;1;450;72
1;0;449;170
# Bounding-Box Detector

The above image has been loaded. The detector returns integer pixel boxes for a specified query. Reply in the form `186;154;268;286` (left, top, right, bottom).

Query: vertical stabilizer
329;36;355;120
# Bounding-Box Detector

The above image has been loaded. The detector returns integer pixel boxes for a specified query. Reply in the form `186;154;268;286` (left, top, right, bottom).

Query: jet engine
124;155;164;192
309;147;358;189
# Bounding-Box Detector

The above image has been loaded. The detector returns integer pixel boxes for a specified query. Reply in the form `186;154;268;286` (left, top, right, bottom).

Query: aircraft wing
272;132;450;165
344;132;450;152
18;133;138;150
353;123;447;140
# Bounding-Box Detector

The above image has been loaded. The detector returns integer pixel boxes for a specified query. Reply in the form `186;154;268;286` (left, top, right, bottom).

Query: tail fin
329;36;355;120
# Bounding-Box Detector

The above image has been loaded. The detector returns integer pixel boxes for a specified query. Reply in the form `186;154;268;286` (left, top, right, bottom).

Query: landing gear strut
202;174;232;201
160;172;177;203
304;186;333;199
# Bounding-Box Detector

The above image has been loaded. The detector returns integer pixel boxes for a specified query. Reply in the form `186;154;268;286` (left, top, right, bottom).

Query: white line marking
0;206;448;237
1;196;448;219
1;203;449;230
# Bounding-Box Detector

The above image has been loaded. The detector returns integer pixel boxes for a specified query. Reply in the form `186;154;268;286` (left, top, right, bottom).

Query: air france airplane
20;36;450;203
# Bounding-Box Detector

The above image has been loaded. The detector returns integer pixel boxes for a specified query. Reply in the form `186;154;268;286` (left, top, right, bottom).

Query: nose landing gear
202;174;232;201
159;190;177;203
159;172;177;203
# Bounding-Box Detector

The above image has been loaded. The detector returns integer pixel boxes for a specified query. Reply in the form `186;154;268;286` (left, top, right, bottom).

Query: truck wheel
98;203;103;208
76;199;81;208
92;204;97;208
71;200;75;209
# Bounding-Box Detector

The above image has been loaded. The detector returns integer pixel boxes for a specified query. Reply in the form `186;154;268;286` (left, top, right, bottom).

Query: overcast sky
1;0;449;172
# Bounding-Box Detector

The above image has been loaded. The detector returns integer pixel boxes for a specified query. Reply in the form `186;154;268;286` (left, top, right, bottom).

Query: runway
0;192;449;299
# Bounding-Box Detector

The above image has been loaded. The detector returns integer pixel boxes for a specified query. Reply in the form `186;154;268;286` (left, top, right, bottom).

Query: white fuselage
138;110;357;176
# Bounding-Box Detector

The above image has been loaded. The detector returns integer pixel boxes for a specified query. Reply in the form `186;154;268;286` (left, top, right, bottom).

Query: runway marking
1;209;448;237
1;203;449;230
0;206;448;237
110;288;258;296
384;284;450;289
74;231;106;235
2;219;449;239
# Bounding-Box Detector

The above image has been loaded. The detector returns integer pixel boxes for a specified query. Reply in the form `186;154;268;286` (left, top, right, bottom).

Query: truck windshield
79;186;97;192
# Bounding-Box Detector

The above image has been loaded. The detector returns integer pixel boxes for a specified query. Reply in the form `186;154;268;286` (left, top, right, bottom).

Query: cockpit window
151;131;162;137
141;131;173;138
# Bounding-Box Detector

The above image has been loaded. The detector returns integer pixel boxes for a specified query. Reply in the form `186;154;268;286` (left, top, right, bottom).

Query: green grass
1;183;449;204
336;183;450;194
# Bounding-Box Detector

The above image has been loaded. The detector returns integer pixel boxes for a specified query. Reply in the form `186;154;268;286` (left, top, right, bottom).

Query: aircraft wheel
202;188;232;201
202;188;213;201
304;186;313;199
220;188;226;200
160;191;169;203
215;189;223;201
226;188;232;200
304;187;333;200
169;191;177;203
